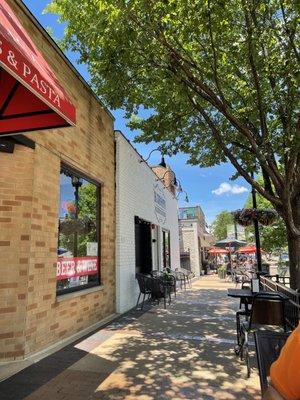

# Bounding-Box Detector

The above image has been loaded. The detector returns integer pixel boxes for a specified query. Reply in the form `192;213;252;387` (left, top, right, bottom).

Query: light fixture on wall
175;178;183;193
158;156;167;168
177;189;189;203
163;176;185;194
139;148;163;163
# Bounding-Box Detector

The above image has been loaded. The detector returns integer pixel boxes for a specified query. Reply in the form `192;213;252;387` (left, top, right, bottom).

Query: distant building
178;206;214;275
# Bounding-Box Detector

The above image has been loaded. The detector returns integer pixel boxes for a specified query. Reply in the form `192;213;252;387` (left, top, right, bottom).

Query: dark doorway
180;252;191;271
135;216;152;274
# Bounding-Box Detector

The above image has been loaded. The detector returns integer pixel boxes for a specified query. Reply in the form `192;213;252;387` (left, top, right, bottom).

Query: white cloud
212;182;248;196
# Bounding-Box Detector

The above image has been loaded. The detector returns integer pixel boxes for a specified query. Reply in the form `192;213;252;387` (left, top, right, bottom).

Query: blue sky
23;0;251;224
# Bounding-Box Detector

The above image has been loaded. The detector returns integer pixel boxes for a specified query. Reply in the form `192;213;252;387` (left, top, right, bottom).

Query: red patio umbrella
236;245;267;254
208;247;229;255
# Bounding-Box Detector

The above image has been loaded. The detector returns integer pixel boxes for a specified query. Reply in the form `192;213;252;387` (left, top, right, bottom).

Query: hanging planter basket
59;218;96;235
233;208;278;227
233;209;256;226
256;209;278;226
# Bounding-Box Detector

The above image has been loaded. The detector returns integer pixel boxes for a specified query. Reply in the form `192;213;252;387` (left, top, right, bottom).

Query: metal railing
268;274;290;286
260;275;300;330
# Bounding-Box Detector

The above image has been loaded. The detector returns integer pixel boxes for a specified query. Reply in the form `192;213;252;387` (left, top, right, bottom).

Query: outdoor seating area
227;273;300;395
1;2;299;400
0;276;263;400
136;268;194;310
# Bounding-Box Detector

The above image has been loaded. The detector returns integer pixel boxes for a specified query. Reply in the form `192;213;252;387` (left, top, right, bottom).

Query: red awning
0;0;76;136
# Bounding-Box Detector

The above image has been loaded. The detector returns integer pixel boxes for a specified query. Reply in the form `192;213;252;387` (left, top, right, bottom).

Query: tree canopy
212;211;234;241
47;0;300;287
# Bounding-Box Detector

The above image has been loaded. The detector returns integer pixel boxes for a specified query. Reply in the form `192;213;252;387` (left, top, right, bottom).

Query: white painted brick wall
115;132;180;313
180;224;201;276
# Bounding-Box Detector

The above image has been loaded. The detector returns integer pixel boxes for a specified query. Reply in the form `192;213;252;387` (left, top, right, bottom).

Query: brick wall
152;166;176;196
0;0;115;361
0;145;35;359
180;224;201;276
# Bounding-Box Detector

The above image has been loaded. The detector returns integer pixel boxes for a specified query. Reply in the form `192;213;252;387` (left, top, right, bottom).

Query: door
135;217;152;274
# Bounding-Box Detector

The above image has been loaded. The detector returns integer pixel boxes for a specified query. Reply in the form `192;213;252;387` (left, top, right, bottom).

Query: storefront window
56;166;100;295
162;230;171;269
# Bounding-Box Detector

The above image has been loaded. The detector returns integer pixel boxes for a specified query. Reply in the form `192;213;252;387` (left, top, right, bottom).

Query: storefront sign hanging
56;256;98;280
0;0;76;135
154;183;166;224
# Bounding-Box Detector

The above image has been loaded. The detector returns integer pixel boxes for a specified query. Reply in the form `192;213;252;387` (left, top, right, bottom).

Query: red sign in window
56;257;99;280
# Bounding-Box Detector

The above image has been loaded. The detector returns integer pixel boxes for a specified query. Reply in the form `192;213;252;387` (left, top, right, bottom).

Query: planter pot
218;270;226;279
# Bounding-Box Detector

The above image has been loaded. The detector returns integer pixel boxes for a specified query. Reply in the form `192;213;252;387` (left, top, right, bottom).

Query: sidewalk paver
0;276;260;400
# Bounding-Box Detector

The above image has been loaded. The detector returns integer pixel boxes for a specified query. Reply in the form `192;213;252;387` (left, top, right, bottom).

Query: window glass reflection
57;168;100;294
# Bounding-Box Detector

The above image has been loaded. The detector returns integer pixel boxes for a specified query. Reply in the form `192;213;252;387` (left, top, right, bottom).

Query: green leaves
212;211;234;241
46;0;299;214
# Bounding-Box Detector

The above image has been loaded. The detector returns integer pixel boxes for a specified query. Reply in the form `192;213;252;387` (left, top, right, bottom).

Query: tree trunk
287;232;300;290
286;194;300;290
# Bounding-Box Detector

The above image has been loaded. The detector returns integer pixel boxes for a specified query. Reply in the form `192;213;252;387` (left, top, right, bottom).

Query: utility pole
251;172;262;272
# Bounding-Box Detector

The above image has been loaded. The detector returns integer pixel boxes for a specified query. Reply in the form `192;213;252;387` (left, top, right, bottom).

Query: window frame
56;164;101;296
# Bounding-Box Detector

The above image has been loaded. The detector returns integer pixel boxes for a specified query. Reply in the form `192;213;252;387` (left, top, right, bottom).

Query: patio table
228;288;289;314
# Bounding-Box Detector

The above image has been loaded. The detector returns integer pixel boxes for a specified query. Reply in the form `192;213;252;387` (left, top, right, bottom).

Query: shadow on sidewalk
0;286;260;400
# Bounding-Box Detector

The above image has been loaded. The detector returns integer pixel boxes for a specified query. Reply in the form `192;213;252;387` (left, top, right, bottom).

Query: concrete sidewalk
0;276;260;400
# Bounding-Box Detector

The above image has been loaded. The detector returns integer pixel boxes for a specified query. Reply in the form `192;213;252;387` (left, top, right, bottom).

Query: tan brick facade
152;165;176;196
0;1;115;361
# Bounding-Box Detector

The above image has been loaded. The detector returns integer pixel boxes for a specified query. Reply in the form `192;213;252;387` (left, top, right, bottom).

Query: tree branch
280;1;300;64
172;57;285;193
207;1;231;108
242;0;268;139
186;94;282;207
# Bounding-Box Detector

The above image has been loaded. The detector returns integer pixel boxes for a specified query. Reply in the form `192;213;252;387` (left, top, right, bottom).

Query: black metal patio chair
233;267;254;286
254;330;289;395
149;275;174;309
136;273;174;310
237;292;287;378
159;273;176;300
173;269;186;290
235;281;252;351
175;268;194;288
181;268;194;287
135;273;153;310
